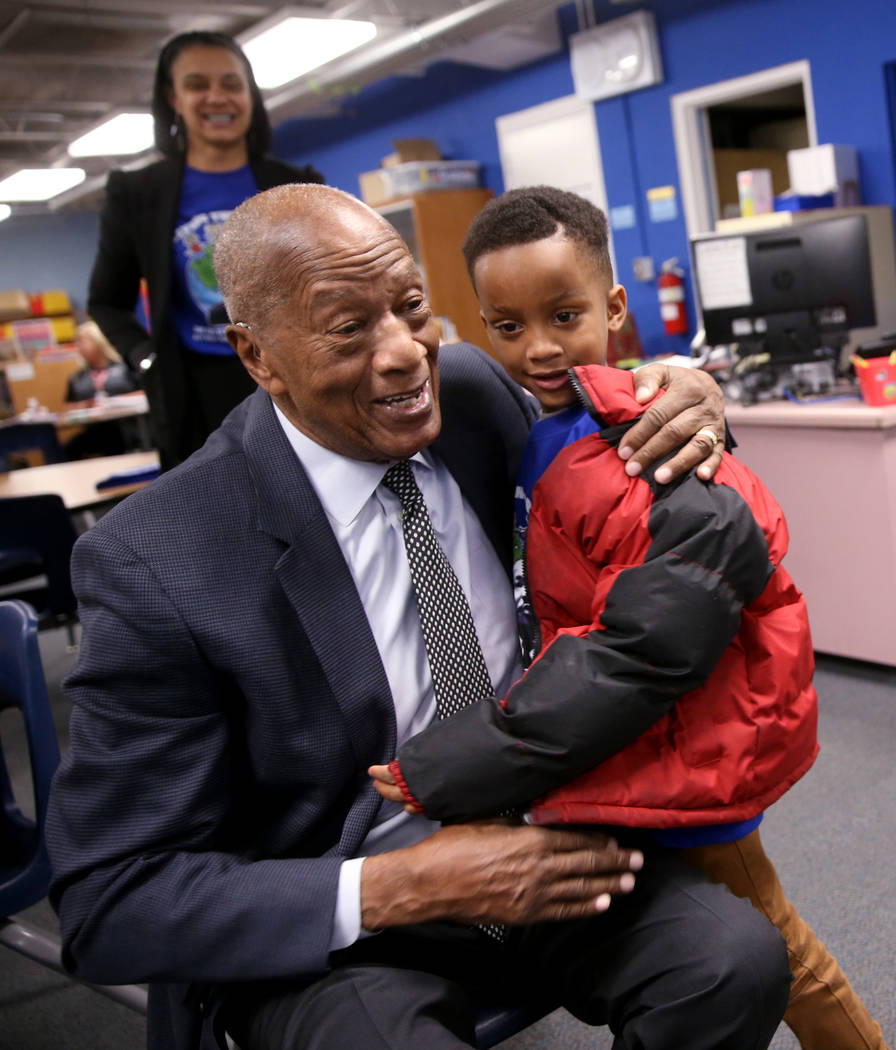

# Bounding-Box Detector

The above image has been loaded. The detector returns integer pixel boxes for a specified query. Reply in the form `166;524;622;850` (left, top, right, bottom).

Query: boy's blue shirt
515;398;761;848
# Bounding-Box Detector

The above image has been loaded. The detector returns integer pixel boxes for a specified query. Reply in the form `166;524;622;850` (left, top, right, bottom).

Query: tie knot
381;461;422;510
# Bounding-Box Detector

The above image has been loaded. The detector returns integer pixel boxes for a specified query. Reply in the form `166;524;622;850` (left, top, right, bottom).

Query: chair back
0;599;61;916
0;421;63;470
0;494;77;618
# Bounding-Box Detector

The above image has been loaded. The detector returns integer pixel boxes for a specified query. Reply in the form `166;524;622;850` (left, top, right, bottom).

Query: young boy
370;187;888;1050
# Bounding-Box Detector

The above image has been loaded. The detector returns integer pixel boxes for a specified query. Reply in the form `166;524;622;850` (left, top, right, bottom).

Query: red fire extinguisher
658;258;688;336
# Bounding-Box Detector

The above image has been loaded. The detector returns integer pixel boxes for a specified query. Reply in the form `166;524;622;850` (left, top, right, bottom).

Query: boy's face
473;232;627;412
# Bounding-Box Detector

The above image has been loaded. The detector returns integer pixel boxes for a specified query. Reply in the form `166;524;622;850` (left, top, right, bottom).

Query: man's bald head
215;182;442;463
214;183;389;332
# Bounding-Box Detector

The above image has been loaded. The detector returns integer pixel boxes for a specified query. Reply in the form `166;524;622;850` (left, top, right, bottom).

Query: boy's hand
369;764;421;814
620;363;726;483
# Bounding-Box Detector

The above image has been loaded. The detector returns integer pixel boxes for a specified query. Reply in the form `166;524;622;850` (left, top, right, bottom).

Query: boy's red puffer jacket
392;364;818;828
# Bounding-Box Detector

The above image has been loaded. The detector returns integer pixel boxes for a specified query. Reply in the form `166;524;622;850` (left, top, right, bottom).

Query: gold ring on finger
694;426;721;449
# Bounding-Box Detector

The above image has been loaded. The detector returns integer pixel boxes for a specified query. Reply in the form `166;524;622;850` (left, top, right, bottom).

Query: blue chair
0;421;63;472
0;598;148;1013
475;1000;554;1047
0;599;60;915
0;494;79;648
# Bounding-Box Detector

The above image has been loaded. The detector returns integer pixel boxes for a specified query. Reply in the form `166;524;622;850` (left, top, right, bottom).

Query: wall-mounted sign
609;204;636;230
647;185;678;223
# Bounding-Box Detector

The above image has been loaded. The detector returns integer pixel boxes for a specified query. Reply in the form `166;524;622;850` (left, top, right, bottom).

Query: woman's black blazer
87;156;325;464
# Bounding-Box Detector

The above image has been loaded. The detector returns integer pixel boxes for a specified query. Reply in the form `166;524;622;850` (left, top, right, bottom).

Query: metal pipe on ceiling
262;0;563;122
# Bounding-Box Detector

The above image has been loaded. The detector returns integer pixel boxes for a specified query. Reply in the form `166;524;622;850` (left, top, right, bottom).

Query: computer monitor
691;214;876;361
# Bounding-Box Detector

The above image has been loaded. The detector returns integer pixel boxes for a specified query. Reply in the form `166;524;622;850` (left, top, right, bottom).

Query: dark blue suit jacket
46;342;536;1049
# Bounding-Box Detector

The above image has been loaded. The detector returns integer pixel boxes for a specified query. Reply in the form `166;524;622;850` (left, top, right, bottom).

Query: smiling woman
85;31;326;470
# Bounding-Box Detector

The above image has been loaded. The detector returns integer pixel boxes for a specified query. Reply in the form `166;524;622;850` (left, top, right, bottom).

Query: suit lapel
242;393;396;775
239;389;512;852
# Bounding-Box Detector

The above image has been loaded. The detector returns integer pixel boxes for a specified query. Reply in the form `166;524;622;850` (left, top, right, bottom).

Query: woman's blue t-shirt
170;165;258;355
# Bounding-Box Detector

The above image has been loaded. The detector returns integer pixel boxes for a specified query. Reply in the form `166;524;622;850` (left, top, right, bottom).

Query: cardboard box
358;169;393;208
0;289;31;323
381;137;441;168
787;145;861;207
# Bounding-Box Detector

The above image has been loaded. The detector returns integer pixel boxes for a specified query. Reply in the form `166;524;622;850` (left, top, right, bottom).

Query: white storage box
787;145;860;207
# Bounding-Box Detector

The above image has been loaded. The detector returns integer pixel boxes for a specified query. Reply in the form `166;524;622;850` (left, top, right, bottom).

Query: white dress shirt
274;407;522;950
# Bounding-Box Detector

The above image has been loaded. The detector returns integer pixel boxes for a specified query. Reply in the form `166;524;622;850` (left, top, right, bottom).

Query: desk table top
0;450;160;510
0;391;149;430
725;396;896;430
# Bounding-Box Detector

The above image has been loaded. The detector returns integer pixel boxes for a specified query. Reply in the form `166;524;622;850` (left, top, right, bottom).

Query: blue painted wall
2;0;895;356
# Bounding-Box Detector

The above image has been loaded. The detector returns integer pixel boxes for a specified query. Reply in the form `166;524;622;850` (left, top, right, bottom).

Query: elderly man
47;184;789;1050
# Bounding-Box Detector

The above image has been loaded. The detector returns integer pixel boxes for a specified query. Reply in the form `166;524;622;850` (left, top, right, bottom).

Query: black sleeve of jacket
87;171;155;371
395;467;774;823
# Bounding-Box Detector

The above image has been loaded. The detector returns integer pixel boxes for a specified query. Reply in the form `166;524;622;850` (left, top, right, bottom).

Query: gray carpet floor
2;623;894;1049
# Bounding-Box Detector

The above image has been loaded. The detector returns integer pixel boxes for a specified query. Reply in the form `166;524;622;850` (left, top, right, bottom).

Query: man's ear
226;326;285;395
607;284;628;332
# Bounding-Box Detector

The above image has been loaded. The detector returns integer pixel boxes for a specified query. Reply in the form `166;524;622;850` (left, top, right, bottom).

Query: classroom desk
725;396;896;666
0;451;160;512
3;391;152;450
54;390;149;426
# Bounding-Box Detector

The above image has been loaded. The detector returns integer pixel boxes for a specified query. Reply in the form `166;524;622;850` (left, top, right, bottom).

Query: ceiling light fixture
0;204;11;222
243;16;378;90
0;168;87;202
68;113;154;157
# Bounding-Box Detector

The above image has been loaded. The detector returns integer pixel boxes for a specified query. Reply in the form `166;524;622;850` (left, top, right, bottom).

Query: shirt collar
273;403;431;526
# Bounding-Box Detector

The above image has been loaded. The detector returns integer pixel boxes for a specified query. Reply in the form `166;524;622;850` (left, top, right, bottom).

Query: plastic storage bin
387;160;481;197
855;355;896;406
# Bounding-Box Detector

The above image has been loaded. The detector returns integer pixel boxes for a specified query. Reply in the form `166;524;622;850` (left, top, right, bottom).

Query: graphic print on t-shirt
173;209;230;337
170;164;259;355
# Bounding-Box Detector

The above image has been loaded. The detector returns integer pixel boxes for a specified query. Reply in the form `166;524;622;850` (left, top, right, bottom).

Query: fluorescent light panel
68;113;154;157
243;16;377;89
0;168;86;201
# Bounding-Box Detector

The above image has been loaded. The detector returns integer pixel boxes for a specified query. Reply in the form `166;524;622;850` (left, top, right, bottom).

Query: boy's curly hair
462;185;613;286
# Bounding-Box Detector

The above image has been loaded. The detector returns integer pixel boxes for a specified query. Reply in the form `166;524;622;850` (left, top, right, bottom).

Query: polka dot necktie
381;460;494;720
382;460;506;943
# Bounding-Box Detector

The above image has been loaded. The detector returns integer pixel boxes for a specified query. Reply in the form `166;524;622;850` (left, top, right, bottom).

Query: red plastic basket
855;355;896;406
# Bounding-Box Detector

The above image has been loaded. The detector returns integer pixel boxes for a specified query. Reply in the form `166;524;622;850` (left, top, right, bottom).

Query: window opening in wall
671;60;817;238
706;83;809;221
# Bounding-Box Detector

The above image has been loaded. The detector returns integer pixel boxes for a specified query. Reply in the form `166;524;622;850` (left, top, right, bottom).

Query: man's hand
620;363;725;484
360;823;642;931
